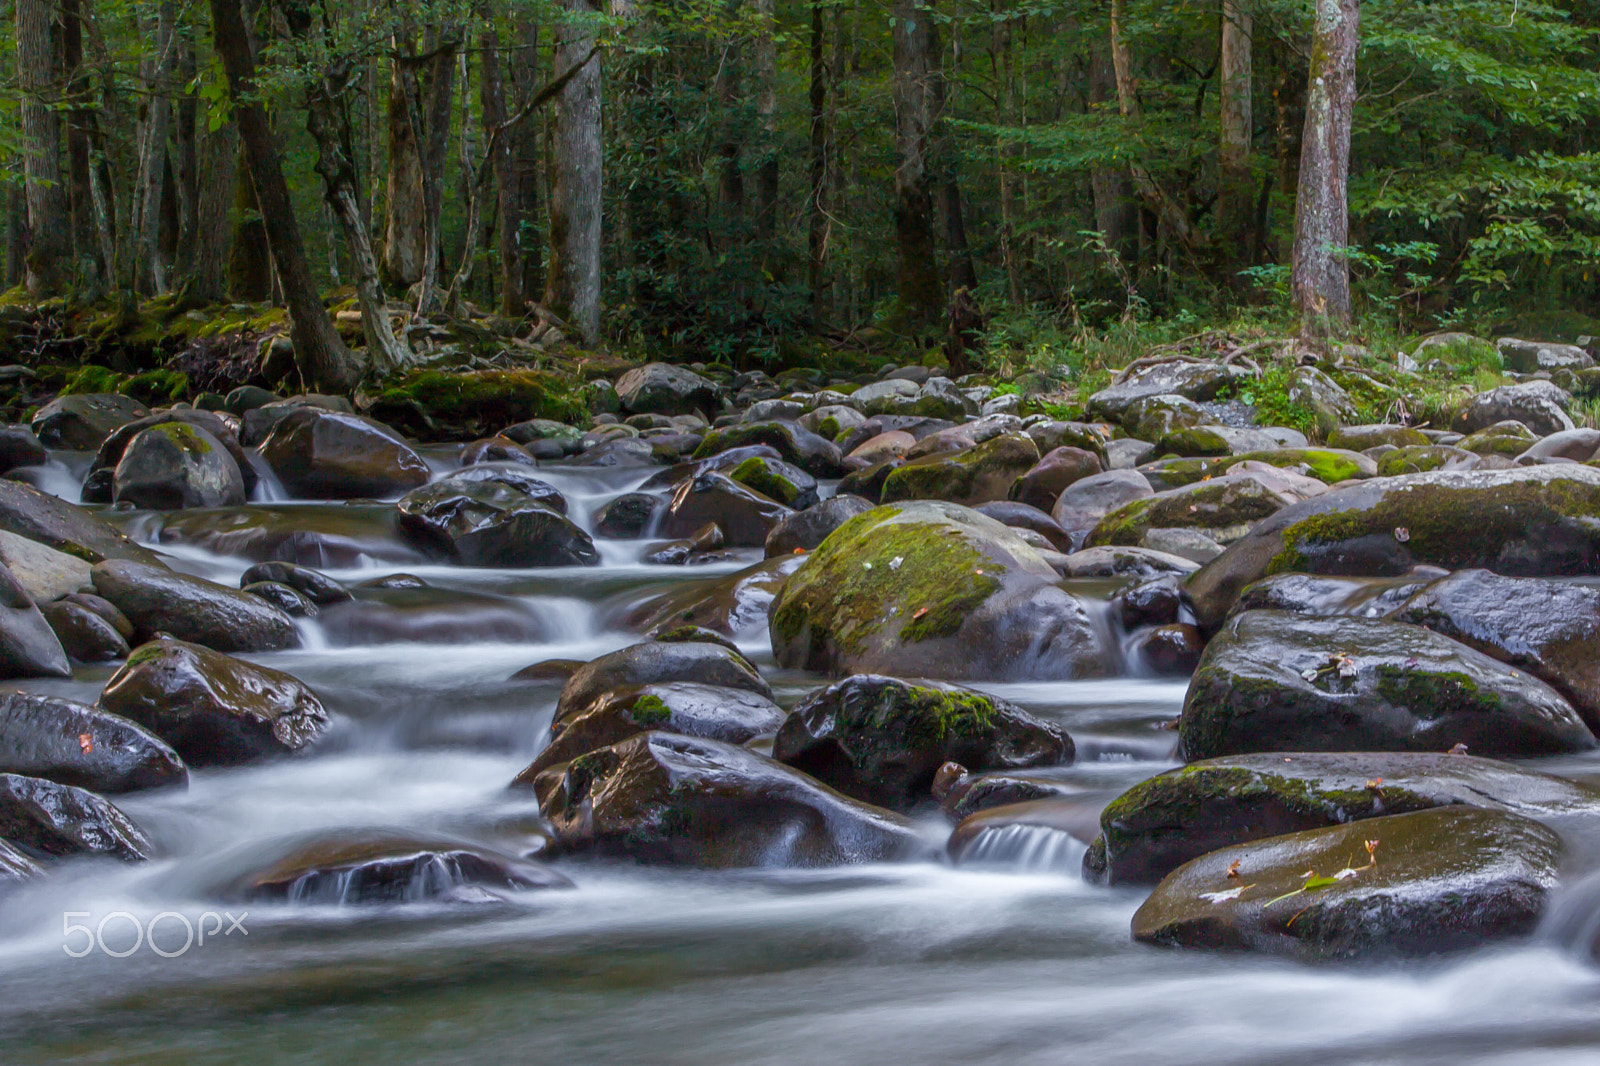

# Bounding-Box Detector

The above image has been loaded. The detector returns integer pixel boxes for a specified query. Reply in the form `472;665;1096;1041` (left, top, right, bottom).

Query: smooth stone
0;772;153;861
0;691;186;794
92;560;300;652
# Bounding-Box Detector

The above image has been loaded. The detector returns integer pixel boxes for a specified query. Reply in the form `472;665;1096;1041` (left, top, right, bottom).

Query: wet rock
238;561;352;606
847;430;916;465
1060;545;1199;579
631;556;804;638
1130;807;1561;960
91;559;300;652
0;479;161;565
1050;469;1153;549
0;772;153;861
529;732;922;867
880;433;1040;507
243;582;316;617
31;393;149;450
1087;751;1600;887
555;641;771;722
1497;337;1595;373
1186;465;1600;632
1453;381;1575;436
1113;577;1183;629
443;464;569;515
1087;361;1253;421
1088;467;1327;548
773;675;1072;812
0;425;48;473
1140;527;1225;564
0;691;186;793
692;421;848;478
236;832;571;903
769;500;1111;680
1181;611;1596;759
764;495;875;557
939;767;1095;822
38;599;129;661
91;410;256;492
259;407;431;499
100;637;330;765
657;472;791;548
1230;569;1442;621
396;476;598;567
948;795;1111;864
801;404;866;440
513;682;788;784
973;501;1075;554
459;436;538;467
836;457;903;502
150;503;426;568
1009;446;1103;513
592;492;665;539
1131;623;1204;675
567;437;659;468
316;585;549;645
0;529;93;603
113;423;247;510
728;455;819;510
616;362;722;416
0;838;43;883
0;562;70;679
1026;421;1112;466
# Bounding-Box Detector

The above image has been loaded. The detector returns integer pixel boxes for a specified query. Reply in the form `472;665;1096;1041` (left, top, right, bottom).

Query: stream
5;450;1600;1065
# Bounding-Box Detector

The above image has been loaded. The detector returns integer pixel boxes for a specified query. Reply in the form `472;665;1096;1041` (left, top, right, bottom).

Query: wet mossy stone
880;433;1040;507
0;772;153;862
1457;420;1538;458
239;561;352;606
1087;468;1325;548
528;732;923;868
1130;807;1561;961
38;598;129;662
1139;449;1377;492
636;444;786;492
836;457;903;502
1228;569;1442;622
1089;751;1600;887
365;369;589;442
554;641;771;724
1374;444;1478;477
0;479;161;565
1186;465;1600;632
512;682;787;784
631;555;805;639
1180;611;1596;760
729;455;819;510
692;420;848;478
100;637;330;766
31;393;149;450
113;422;247;510
91;559;300;652
768;500;1111;681
396;476;598;568
259;407;430;500
1152;426;1232;458
1328;424;1431;451
772;675;1073;812
0;690;186;794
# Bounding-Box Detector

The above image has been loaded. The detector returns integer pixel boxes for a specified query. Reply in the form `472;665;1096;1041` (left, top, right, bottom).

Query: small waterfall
244;451;289;502
957;824;1086;873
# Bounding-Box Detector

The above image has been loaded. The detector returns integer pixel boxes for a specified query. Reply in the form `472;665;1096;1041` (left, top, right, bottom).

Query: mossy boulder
692;420;848;478
1328;424;1430;450
1412;332;1500;370
113;422;247;510
772;675;1073;812
880;433;1040;507
1181;610;1596;760
1186;466;1600;632
1122;394;1207;440
764;495;876;557
365;369;589;442
1086;361;1253;421
1087;751;1600;886
768;500;1112;680
553;641;771;724
1457;420;1538;457
526;732;923;867
729;455;819;509
1374;444;1478;476
1139;449;1377;492
1087;467;1326;548
1287;365;1359;436
615;362;722;416
1497;337;1595;373
1130;807;1561;960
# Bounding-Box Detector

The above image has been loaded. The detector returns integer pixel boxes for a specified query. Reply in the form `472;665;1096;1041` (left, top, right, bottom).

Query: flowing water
5;454;1600;1065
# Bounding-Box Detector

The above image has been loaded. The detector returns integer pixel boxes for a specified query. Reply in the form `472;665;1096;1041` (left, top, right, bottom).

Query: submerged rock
773;675;1072;812
92;559;300;652
630;555;804;638
0;691;186;793
0;773;153;861
1131;807;1561;960
1181;611;1596;759
529;732;923;867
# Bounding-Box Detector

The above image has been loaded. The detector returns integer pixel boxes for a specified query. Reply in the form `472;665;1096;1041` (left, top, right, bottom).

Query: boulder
1229;569;1442;621
1009;446;1102;512
691;421;848;478
0;424;47;473
1088;467;1327;548
92;559;300;652
764;495;875;557
592;492;665;539
100;637;330;766
1087;751;1600;886
1453;381;1575;436
657;472;792;548
1059;545;1199;579
1087;361;1253;421
259;407;431;499
0;691;186;793
0;480;161;565
395;476;598;567
91;410;256;493
1375;443;1479;476
238;561;352;606
847;430;915;465
528;732;923;867
728;455;819;510
0;562;69;680
1123;394;1207;440
554;641;771;723
1130;807;1561;960
768;501;1111;680
938;767;1096;822
1497;337;1595;373
1328;424;1430;450
30;393;148;450
0;772;152;861
973;501;1075;554
39;599;129;661
513;681;787;784
113;422;247;509
1181;611;1596;759
1138;449;1378;492
1458;421;1538;458
459;436;538;467
615;362;722;416
772;675;1072;812
1287;366;1359;434
445;466;569;513
1186;465;1600;632
880;433;1040;507
0;530;93;603
1520;428;1600;463
1050;469;1153;548
631;556;804;638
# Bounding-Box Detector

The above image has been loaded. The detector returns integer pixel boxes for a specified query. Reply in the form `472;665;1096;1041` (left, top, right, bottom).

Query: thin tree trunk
414;32;459;310
501;17;543;315
993;10;1023;306
1218;0;1255;287
131;0;175;293
1109;0;1199;254
807;0;830;315
63;0;98;290
17;0;69;295
547;0;604;341
229;155;274;300
754;0;779;242
188;121;237;303
383;55;427;287
208;0;361;390
1089;43;1134;260
1291;0;1359;340
175;24;201;287
891;0;943;334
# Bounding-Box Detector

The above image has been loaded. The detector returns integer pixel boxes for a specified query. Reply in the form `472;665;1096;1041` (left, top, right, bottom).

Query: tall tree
1291;0;1359;339
208;0;361;390
890;0;942;334
1217;0;1255;285
16;0;69;295
547;0;604;341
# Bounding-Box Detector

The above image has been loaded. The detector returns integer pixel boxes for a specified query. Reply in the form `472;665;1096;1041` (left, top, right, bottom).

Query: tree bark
1291;0;1359;340
63;0;99;290
807;0;830;315
1109;1;1199;255
547;0;604;342
131;0;176;294
891;0;943;335
500;17;543;315
187;121;237;303
992;10;1023;305
383;55;426;287
754;0;779;242
1088;42;1135;260
17;0;69;295
1217;0;1255;287
208;0;361;390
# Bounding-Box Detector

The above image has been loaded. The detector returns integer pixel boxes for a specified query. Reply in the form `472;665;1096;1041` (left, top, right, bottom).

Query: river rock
38;598;129;661
0;479;161;565
1139;449;1378;492
459;436;538;468
396;476;598;567
973;501;1076;554
772;675;1072;812
0;562;69;680
0;838;42;883
31;393;149;450
657;472;792;548
238;561;352;606
764;495;875;557
513;682;788;784
1086;751;1600;886
92;410;256;491
0;529;92;603
692;420;847;478
555;641;771;723
112;422;247;510
947;795;1111;865
1328;424;1431;450
1497;337;1595;373
100;637;329;765
768;500;1111;680
0;425;47;473
728;455;819;510
259;407;431;499
1087;361;1253;421
631;555;804;638
616;362;722;416
1185;465;1600;632
1229;568;1443;621
1518;428;1600;463
0;772;152;861
592;492;665;539
882;434;1039;507
529;732;923;867
0;691;186;793
443;465;569;513
1123;394;1208;440
1130;807;1561;960
1051;469;1153;548
1180;611;1596;759
1008;446;1103;512
92;559;300;652
1087;467;1327;548
1453;381;1575;436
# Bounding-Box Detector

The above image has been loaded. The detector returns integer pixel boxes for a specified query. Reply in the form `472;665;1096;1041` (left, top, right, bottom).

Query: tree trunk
993;10;1023;305
132;0;176;294
500;17;543;316
891;0;943;335
1218;0;1255;287
17;0;69;295
229;154;274;301
807;0;830;315
415;32;459;310
187;121;237;303
1109;0;1199;255
1291;0;1359;340
547;0;604;341
1088;43;1135;260
208;0;360;390
175;23;201;288
63;0;99;290
383;58;426;287
754;0;779;242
